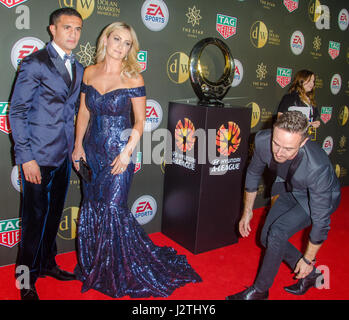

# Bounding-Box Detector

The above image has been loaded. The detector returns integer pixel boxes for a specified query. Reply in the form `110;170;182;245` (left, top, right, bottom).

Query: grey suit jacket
245;129;341;244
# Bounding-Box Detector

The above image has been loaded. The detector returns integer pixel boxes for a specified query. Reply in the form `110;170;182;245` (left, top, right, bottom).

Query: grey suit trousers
253;192;312;292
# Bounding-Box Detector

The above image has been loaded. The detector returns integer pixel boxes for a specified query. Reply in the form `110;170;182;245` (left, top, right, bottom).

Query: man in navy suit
9;8;84;300
226;111;341;300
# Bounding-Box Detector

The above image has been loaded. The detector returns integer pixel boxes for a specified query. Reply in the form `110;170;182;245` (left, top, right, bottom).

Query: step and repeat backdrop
0;0;348;266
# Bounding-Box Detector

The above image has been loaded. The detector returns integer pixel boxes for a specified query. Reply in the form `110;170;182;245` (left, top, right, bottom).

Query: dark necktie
63;53;75;64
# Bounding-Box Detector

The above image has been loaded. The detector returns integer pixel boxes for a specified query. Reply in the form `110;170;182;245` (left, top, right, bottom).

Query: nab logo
59;0;95;20
167;52;189;84
250;21;268;48
141;0;169;31
11;37;45;70
131;195;157;225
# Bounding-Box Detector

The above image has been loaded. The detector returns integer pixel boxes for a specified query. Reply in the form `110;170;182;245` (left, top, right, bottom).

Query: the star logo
313;36;321;51
186;6;202;27
339;136;346;149
76;42;96;67
256;63;267;80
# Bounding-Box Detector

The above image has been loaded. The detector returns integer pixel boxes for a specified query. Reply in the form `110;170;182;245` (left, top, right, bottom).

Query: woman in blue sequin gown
72;22;201;298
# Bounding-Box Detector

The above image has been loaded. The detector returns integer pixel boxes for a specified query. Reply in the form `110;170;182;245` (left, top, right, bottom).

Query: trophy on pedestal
189;37;235;106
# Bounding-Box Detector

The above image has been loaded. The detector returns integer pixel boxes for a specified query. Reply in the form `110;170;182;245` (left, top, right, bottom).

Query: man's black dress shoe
40;265;76;281
20;285;39;300
284;273;324;295
226;286;269;300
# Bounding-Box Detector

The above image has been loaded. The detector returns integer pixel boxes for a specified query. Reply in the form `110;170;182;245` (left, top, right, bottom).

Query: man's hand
294;258;314;279
22;160;41;184
239;211;253;237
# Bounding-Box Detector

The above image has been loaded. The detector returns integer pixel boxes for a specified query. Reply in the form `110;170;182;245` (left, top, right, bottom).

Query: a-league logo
216;14;237;39
276;67;292;88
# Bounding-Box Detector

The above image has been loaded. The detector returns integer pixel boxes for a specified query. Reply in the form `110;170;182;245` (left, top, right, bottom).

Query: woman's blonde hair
288;69;316;106
95;22;141;77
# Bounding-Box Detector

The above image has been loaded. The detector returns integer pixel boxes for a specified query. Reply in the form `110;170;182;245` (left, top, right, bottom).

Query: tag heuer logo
0;218;21;248
0;102;11;134
276;67;292;88
216;14;237;39
134;152;142;174
0;0;27;8
137;50;147;72
284;0;299;13
328;41;340;60
321;107;333;124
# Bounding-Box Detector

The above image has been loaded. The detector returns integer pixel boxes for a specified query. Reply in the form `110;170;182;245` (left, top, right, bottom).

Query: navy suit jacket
245;129;341;244
9;42;84;167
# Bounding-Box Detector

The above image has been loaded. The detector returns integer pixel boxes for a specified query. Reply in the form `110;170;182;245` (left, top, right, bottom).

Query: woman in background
277;69;320;129
72;22;201;298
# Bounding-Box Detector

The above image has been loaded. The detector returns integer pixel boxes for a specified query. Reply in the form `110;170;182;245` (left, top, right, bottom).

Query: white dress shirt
51;41;73;80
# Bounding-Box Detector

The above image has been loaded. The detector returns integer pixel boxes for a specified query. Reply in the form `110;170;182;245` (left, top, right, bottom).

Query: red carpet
1;187;349;300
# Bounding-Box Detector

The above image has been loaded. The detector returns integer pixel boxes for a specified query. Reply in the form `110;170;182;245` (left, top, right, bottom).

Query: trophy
189;37;235;106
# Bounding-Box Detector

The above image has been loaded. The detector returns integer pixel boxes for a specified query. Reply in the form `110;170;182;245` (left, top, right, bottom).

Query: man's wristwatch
302;256;316;266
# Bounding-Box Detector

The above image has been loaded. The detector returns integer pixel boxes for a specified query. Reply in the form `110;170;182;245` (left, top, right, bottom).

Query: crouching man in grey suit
226;111;341;300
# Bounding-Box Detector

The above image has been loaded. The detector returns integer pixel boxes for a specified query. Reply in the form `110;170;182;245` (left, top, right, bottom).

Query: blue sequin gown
74;83;202;298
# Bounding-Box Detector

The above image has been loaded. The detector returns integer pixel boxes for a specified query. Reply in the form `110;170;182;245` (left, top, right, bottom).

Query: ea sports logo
175;118;196;152
231;59;243;87
11;165;22;192
145;99;163;132
330;74;341;95
141;0;169;31
11;37;45;70
290;31;304;55
131;195;157;225
216;122;241;156
322;136;333;155
338;8;349;31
